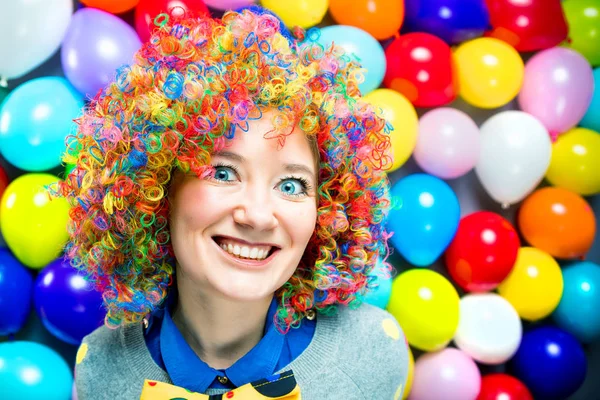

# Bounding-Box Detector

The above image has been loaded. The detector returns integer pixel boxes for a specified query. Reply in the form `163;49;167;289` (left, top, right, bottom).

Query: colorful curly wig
52;9;394;333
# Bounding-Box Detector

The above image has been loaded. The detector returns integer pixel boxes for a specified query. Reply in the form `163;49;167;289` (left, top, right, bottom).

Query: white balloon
454;293;522;365
475;111;551;208
0;0;73;82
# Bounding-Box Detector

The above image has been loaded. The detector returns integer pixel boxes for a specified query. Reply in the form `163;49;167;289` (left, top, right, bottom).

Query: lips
211;236;281;267
212;236;280;260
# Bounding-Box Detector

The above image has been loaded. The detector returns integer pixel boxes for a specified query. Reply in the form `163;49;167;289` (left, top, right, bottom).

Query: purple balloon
518;48;594;138
61;8;142;97
34;258;105;345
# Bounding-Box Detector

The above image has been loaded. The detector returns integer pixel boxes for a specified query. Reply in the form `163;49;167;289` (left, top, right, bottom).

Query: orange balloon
518;187;596;259
329;0;404;40
81;0;140;14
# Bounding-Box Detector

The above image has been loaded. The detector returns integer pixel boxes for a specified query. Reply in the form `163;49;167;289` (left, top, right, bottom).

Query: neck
171;274;272;370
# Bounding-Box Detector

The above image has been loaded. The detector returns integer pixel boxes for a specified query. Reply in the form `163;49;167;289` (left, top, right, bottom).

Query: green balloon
563;0;600;66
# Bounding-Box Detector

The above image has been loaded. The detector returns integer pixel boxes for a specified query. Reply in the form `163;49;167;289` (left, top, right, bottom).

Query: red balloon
477;374;533;400
445;211;520;292
383;33;458;107
134;0;210;43
485;0;568;52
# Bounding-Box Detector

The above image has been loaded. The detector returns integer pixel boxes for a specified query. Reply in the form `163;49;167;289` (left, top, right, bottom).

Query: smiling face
169;110;319;302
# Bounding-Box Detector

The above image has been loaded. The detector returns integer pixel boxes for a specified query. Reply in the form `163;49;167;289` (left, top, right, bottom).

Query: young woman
55;8;409;399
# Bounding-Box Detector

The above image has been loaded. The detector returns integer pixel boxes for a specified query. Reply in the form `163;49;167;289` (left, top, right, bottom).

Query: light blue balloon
580;68;600;132
317;25;386;95
0;77;83;171
0;341;72;400
364;260;392;309
387;174;460;266
553;261;600;343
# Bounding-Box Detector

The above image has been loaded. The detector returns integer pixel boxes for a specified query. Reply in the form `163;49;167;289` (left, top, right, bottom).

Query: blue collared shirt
144;295;315;393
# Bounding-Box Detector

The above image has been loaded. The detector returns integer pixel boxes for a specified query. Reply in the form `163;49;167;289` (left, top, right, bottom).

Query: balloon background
0;1;599;399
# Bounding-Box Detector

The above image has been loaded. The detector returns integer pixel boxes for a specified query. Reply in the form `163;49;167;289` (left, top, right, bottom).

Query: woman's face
169;110;318;302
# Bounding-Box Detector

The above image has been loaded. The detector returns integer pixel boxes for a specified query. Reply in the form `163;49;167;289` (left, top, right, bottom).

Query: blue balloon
510;326;587;400
580;68;600;132
0;248;32;335
403;0;490;44
364;260;392;309
317;25;386;95
553;261;600;343
34;258;105;345
0;77;83;171
0;341;72;400
387;174;460;266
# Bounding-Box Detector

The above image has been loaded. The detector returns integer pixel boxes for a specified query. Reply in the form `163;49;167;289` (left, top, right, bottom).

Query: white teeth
233;245;241;256
217;239;272;261
249;248;258;259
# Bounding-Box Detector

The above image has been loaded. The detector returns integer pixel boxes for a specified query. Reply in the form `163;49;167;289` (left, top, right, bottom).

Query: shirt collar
160;297;285;393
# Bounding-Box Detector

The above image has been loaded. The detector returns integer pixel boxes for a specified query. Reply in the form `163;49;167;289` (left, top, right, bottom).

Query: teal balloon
364;260;392;309
553;261;600;343
317;25;386;95
0;341;72;400
0;77;83;171
0;87;8;106
580;68;600;132
387;173;460;266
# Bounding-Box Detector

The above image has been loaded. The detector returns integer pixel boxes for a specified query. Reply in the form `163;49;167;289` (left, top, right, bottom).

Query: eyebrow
213;151;316;178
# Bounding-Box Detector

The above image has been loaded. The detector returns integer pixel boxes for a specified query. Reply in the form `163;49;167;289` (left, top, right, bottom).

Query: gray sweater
75;304;409;399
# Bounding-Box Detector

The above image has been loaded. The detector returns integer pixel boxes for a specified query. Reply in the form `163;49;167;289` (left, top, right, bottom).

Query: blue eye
212;165;236;182
278;178;308;197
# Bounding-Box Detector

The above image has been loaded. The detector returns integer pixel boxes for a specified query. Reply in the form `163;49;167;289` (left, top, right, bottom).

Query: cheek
173;184;226;227
286;205;317;245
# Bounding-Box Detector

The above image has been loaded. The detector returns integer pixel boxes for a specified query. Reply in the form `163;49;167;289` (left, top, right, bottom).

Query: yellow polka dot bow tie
140;370;301;400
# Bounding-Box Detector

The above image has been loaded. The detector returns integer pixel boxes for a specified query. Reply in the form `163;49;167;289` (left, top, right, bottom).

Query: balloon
387;174;460;266
562;0;600;66
61;8;142;97
518;187;596;259
0;0;72;81
72;381;79;400
0;86;8;105
0;164;8;199
329;0;404;40
317;26;386;95
403;347;414;399
454;294;522;365
497;247;563;321
477;374;533;400
454;38;524;109
135;0;210;43
0;174;70;269
363;260;392;309
403;0;489;44
0;248;32;335
553;261;600;343
383;33;458;108
580;68;600;131
509;326;586;400
445;211;519;292
204;0;255;11
0;77;84;171
413;108;479;179
545;127;600;195
475;111;551;207
261;0;328;29
0;341;73;400
518;48;594;138
387;269;459;351
34;258;105;345
363;89;418;171
80;0;140;14
485;0;568;52
409;348;481;400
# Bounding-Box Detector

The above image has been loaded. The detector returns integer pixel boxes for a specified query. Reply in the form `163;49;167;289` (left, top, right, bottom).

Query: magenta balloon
203;0;255;10
61;8;142;97
518;48;594;138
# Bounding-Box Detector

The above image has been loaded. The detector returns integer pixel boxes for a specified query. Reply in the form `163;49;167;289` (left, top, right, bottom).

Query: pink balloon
409;348;481;400
203;0;255;10
414;108;480;179
518;48;594;139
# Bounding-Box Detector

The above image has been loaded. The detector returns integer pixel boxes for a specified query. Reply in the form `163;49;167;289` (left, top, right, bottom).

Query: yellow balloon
387;269;459;351
546;127;600;196
363;89;418;171
454;37;524;109
402;347;414;400
498;247;563;321
0;174;70;269
261;0;329;29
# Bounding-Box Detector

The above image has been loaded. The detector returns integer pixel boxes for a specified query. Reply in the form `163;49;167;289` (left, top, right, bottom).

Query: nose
233;186;278;231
